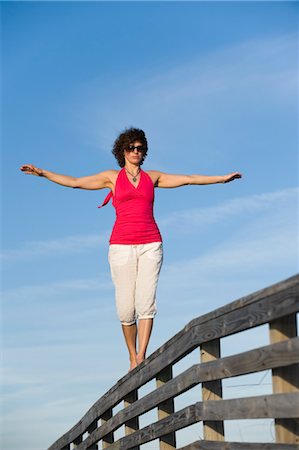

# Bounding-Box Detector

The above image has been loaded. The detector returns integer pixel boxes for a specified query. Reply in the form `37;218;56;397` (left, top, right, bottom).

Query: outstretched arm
150;171;242;188
20;164;114;190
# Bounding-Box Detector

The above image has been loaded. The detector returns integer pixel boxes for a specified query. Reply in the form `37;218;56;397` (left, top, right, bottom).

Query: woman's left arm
150;171;242;188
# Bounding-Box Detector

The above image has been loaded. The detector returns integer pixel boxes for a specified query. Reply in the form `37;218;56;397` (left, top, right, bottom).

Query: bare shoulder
145;170;164;185
101;169;120;183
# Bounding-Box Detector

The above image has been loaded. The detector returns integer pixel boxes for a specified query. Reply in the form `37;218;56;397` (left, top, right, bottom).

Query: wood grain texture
101;409;114;448
72;435;83;448
123;390;140;450
86;420;98;449
177;441;299;450
156;365;176;449
66;338;299;450
270;314;299;443
91;393;298;450
200;339;224;441
107;405;197;450
47;275;299;450
197;393;299;421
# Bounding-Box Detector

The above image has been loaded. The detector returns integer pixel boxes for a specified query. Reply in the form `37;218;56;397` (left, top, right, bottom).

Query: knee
136;297;157;320
117;303;136;325
121;319;136;326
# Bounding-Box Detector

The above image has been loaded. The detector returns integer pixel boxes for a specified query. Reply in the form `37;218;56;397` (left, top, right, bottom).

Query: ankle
136;352;145;363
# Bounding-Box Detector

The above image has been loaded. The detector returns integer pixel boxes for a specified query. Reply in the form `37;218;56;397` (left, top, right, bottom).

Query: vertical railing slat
101;408;114;448
124;389;140;450
156;365;176;449
47;276;299;450
87;419;98;449
72;435;83;448
200;338;224;441
269;314;299;443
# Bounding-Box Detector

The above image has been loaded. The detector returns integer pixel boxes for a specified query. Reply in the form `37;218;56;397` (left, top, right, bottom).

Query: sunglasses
126;144;146;153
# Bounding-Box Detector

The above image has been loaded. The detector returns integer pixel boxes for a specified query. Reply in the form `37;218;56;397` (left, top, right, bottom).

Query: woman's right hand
20;164;43;177
20;165;117;190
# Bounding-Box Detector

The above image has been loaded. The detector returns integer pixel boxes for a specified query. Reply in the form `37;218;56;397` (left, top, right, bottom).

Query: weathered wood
270;315;299;444
156;365;176;449
97;393;299;450
187;274;298;330
69;338;299;450
72;435;83;448
48;275;299;450
177;441;299;449
86;420;98;449
101;409;114;448
123;390;139;450
200;339;224;441
107;404;197;450
198;393;299;421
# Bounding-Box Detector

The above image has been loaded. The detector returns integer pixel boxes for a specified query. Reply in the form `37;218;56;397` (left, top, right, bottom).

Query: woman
20;127;242;371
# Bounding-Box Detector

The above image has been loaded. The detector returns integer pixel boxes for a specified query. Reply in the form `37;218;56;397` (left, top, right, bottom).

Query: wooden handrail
178;442;299;449
67;338;299;450
48;274;299;450
98;393;299;450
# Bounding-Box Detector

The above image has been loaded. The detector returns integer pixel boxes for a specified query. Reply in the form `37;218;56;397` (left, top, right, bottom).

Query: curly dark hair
112;127;148;168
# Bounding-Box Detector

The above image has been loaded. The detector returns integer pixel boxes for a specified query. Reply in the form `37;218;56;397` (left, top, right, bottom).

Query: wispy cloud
3;187;296;339
158;195;298;322
1;232;109;263
158;186;298;232
162;219;296;288
68;33;297;154
3;277;112;302
3;187;297;263
3;189;296;450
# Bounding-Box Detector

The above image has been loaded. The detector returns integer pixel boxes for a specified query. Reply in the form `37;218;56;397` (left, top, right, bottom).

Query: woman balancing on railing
20;127;242;372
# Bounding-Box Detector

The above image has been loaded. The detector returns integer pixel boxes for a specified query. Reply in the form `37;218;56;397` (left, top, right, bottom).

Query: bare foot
136;353;145;365
129;357;138;372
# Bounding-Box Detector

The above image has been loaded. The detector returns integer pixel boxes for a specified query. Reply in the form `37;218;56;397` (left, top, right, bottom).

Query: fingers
20;165;32;174
230;172;242;180
224;172;242;183
20;164;40;176
20;164;33;171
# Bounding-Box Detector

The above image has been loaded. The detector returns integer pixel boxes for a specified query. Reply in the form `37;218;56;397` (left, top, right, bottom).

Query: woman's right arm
20;164;114;190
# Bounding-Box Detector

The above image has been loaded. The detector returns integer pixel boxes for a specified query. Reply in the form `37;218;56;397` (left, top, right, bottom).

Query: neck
124;162;140;174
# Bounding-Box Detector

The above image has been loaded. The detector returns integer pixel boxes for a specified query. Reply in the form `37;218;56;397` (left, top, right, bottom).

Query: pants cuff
137;315;155;320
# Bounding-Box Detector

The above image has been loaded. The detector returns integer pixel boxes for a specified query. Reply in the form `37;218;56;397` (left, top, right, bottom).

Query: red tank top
98;168;162;245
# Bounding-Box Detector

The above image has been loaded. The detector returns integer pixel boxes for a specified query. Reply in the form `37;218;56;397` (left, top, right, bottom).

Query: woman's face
123;140;145;166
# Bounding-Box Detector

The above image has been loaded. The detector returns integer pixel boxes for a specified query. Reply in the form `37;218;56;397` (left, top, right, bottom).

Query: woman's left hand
222;172;242;183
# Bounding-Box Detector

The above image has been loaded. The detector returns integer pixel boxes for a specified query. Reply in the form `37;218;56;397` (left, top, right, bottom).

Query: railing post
269;314;299;443
101;408;114;448
124;389;140;450
200;338;224;441
156;365;176;449
72;435;83;448
87;419;98;449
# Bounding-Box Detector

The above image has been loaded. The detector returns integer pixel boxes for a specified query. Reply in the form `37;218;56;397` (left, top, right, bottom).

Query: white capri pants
108;242;163;325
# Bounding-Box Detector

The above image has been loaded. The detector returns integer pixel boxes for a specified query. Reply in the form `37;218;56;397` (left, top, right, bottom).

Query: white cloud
3;277;112;303
150;184;298;331
161;208;297;290
158;186;298;232
2;187;297;264
67;33;297;153
1;232;108;263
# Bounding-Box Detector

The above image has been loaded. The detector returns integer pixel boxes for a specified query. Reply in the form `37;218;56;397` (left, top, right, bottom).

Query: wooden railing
48;274;299;450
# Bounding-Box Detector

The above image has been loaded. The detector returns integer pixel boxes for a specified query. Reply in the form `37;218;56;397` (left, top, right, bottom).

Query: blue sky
1;1;298;449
